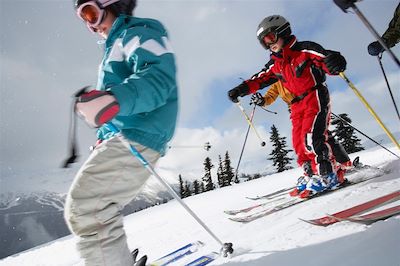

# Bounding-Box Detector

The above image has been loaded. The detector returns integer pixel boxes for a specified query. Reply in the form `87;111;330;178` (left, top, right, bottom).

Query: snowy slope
1;145;399;266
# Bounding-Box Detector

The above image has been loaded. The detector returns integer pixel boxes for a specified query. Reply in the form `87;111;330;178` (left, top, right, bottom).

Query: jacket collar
271;35;297;60
105;15;131;48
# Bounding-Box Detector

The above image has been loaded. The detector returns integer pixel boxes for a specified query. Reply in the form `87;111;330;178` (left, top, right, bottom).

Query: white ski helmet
75;0;137;16
256;15;292;50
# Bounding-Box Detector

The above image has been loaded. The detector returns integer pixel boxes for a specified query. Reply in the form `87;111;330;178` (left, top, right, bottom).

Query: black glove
250;92;265;106
324;51;346;75
367;41;384;56
333;0;358;13
228;82;249;103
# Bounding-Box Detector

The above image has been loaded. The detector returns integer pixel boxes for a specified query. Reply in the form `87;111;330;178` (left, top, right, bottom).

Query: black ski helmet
256;15;292;50
75;0;137;16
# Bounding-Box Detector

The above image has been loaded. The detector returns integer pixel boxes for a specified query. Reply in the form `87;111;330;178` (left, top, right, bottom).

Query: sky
0;0;399;193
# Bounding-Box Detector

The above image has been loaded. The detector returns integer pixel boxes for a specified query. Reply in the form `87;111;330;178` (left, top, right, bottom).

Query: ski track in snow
0;145;399;266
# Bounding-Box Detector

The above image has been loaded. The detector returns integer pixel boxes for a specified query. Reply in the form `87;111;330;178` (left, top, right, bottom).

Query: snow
1;145;399;266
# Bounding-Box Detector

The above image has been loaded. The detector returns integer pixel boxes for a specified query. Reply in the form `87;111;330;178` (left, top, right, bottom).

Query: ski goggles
76;1;106;31
262;31;279;49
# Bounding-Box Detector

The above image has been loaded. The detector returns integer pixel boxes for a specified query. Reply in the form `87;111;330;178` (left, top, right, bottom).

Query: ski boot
289;175;309;197
336;157;357;184
298;175;330;198
290;161;314;197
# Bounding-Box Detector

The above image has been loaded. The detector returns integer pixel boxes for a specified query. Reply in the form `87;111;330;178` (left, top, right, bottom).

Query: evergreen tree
202;157;215;192
331;113;364;153
252;173;262;180
268;124;293;172
217;155;224;188
222;151;235;187
240;173;252;182
193;180;201;195
200;181;205;193
183;181;192;198
178;174;185;198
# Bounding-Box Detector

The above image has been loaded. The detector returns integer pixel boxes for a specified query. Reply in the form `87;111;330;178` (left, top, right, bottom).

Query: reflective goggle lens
263;32;278;48
80;5;101;24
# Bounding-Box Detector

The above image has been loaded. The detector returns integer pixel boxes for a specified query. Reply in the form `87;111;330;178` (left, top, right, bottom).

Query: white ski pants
64;136;160;266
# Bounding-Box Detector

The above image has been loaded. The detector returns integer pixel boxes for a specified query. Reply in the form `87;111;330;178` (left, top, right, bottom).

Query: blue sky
0;0;399;191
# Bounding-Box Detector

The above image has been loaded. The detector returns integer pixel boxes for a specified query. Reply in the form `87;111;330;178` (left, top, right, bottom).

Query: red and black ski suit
245;36;339;176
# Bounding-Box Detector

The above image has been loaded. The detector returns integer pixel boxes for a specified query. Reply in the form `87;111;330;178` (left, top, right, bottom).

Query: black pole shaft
351;4;400;68
377;55;400;122
235;104;257;180
331;113;400;159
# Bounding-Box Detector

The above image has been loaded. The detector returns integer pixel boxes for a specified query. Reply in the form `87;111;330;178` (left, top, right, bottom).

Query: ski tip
131;248;139;262
298;217;329;226
134;255;147;266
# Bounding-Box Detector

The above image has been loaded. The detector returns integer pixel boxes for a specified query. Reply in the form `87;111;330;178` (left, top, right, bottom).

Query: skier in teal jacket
64;0;178;265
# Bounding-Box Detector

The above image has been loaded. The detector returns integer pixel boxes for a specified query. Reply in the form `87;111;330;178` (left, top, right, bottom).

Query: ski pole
235;101;266;146
377;55;400;122
234;104;257;180
62;86;91;168
333;0;400;67
106;122;234;257
331;113;400;159
339;72;400;150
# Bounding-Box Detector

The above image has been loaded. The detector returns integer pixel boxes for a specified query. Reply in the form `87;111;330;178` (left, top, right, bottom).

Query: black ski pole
62;86;91;168
234;104;257;181
331;112;400;159
377;54;400;122
333;0;400;67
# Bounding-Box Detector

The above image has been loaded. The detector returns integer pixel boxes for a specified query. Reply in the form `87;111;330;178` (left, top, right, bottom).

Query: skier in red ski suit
228;15;347;198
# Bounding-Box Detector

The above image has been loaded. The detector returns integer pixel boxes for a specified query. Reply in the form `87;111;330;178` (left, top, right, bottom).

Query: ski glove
250;92;265;106
367;41;384;56
75;90;120;128
324;51;347;75
228;83;250;103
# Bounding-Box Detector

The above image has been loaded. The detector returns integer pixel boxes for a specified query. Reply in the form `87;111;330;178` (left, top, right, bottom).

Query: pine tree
252;173;262;179
240;173;252;182
268;124;293;172
331;113;364;153
178;174;185;198
217;155;224;188
200;181;205;193
202;157;215;192
222;151;235;187
193;180;201;195
183;181;192;198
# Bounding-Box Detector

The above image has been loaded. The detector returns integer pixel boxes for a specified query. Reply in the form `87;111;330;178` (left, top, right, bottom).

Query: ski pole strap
290;84;321;104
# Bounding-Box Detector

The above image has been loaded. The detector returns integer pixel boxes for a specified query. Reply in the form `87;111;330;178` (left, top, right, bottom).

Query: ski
184;252;220;266
300;190;400;226
224;195;287;215
227;165;386;222
246;186;295;200
229;197;305;223
329;204;400;225
149;241;205;266
245;157;366;201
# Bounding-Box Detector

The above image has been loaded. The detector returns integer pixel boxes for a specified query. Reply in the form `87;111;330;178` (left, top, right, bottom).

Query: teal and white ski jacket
96;15;178;155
